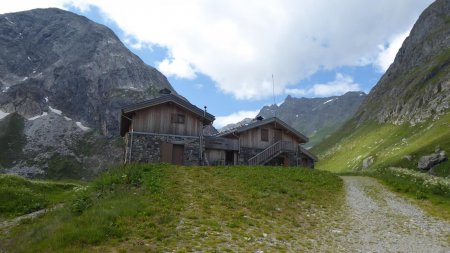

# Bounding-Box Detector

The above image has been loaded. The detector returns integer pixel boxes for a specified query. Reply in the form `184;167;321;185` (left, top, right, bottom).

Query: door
161;142;172;163
172;144;184;165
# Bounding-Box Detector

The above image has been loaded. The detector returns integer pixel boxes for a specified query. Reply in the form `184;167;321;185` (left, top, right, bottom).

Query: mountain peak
0;8;175;135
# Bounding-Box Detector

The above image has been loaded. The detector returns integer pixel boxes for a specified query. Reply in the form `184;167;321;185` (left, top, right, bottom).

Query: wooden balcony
204;136;239;151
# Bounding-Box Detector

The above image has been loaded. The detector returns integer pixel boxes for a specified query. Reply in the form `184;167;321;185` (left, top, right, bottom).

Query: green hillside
1;164;343;252
313;112;450;176
0;175;77;218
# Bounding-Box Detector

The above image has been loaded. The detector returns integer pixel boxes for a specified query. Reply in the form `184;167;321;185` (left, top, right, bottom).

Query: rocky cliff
355;0;450;125
0;8;175;178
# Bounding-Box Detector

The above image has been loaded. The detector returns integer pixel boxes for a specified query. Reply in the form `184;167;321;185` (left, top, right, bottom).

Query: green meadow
1;164;343;252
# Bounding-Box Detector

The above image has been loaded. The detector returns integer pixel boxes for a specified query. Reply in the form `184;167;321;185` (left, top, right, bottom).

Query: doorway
160;142;184;165
172;144;184;165
225;151;234;165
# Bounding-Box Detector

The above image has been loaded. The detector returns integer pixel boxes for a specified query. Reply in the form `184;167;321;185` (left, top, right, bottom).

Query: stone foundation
125;132;202;166
239;147;264;165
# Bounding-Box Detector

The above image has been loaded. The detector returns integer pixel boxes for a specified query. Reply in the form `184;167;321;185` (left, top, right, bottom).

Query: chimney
159;88;172;95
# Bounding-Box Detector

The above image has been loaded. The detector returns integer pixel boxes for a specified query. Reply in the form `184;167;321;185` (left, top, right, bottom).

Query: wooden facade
238;122;301;149
132;103;203;136
218;117;317;168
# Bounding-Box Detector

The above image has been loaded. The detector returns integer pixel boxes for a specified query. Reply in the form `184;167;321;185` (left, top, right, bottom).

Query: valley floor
1;168;449;252
333;176;450;252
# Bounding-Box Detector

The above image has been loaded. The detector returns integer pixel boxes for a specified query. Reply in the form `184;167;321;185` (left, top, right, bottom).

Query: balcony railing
248;141;296;165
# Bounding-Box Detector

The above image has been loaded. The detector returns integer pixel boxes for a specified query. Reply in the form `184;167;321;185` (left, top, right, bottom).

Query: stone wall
125;132;202;165
124;133;315;168
239;147;264;165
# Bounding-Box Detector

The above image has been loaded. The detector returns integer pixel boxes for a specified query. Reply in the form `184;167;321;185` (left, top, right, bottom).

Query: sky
0;0;434;128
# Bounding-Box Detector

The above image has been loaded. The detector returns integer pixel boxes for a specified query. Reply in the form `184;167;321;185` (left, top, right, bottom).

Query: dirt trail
0;204;63;230
337;176;450;253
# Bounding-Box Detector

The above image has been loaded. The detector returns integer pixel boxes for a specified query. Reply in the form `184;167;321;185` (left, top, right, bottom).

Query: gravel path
338;176;450;253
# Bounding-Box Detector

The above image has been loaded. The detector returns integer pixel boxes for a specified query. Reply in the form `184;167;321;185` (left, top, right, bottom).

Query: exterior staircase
248;141;296;165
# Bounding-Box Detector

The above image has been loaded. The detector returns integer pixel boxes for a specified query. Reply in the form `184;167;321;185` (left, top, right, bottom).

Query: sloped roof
217;117;308;143
299;145;318;162
120;94;215;136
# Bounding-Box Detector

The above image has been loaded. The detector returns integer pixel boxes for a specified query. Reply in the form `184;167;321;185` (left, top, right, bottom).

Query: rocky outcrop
418;150;447;170
362;156;374;169
355;0;450;125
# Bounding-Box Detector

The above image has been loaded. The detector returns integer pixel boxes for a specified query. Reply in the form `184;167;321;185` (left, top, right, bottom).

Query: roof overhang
119;94;215;136
299;145;318;162
217;117;309;143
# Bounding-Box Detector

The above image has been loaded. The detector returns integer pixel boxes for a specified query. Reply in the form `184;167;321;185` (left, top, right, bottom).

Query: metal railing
248;141;296;165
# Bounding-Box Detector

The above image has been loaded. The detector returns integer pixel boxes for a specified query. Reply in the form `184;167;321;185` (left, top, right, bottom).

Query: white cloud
194;83;204;89
0;0;89;13
285;88;307;97
157;58;197;80
310;73;360;97
285;73;360;97
214;110;260;128
0;0;433;100
375;31;410;72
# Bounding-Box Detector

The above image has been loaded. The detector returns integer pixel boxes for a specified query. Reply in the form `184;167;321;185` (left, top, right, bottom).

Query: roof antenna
272;74;277;118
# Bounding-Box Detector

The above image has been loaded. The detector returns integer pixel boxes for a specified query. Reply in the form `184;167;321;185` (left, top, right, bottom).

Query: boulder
362;156;374;169
418;150;447;170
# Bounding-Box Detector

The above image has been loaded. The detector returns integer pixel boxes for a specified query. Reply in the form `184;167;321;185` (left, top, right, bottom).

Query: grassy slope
306;120;347;148
1;164;343;252
313;112;450;175
0;175;78;219
0;113;26;168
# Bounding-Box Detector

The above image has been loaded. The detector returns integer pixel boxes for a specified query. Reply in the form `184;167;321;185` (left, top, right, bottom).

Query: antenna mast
272;74;276;117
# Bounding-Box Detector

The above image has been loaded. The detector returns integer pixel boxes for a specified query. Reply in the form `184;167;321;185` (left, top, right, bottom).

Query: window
261;128;268;141
171;113;185;124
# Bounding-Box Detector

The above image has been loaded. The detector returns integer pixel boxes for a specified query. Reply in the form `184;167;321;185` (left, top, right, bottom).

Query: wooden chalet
120;89;317;168
217;117;317;167
120;89;218;165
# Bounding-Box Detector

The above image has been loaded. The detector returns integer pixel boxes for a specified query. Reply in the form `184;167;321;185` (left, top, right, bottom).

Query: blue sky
0;1;433;127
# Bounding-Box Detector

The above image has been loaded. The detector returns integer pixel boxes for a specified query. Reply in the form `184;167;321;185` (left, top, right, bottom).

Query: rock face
355;0;450;125
418;150;447;170
0;8;174;135
362;156;374;169
0;8;175;178
259;92;366;136
221;92;367;147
